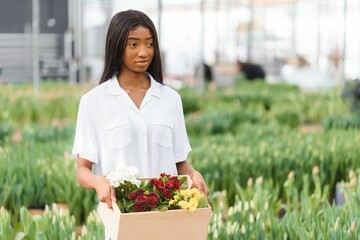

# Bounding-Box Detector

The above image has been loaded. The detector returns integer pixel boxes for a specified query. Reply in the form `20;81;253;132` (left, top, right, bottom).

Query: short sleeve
172;95;192;163
72;96;99;163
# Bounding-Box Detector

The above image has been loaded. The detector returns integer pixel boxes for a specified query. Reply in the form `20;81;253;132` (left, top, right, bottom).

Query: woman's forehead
128;26;152;37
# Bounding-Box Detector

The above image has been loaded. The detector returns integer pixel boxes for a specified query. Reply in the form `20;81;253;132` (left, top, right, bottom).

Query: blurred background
1;0;359;90
1;1;360;239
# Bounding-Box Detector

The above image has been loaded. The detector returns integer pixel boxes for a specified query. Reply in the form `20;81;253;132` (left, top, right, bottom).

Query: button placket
138;111;148;173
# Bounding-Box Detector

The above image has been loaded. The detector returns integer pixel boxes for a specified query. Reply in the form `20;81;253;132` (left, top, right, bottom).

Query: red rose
163;189;172;199
160;173;170;178
148;192;158;198
137;189;145;195
168;177;180;189
135;194;147;204
134;202;144;212
157;183;165;191
151;179;165;191
147;195;159;208
128;191;137;199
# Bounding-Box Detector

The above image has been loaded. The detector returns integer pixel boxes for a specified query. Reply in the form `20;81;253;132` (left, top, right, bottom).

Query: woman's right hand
76;156;116;209
95;176;116;209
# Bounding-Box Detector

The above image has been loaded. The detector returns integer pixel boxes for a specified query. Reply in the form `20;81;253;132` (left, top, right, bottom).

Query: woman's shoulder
160;83;180;95
80;80;110;103
156;83;182;104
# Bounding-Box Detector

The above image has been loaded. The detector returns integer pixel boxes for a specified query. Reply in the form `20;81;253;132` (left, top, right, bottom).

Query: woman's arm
176;161;209;196
76;156;115;208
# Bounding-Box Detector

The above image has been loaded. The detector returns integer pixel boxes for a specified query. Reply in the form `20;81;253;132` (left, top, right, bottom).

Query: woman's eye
129;43;137;47
147;42;154;47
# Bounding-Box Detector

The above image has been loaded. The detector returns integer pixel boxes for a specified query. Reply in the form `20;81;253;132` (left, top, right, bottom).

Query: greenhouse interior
1;0;360;239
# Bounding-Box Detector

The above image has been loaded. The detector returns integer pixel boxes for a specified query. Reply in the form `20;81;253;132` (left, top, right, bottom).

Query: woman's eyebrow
127;36;153;40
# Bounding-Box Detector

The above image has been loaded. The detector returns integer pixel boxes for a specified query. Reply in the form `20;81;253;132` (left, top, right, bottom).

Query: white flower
106;171;121;187
106;166;140;187
334;217;340;230
256;176;263;184
249;213;254;223
213;229;218;238
82;226;88;236
232;222;239;233
236;201;242;212
244;201;249;211
226;222;232;235
250;200;255;209
216;213;222;223
71;232;76;240
121;166;140;186
219;201;224;210
32;215;42;221
228;206;234;216
264;202;269;210
241;224;246;234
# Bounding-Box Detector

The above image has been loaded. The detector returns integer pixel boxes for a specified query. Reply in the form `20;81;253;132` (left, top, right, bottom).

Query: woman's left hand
190;170;209;196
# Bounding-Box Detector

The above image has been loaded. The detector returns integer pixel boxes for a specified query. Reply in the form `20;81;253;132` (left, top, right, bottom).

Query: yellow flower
173;188;208;211
190;188;198;195
191;188;202;199
181;189;192;199
178;200;189;209
188;198;198;212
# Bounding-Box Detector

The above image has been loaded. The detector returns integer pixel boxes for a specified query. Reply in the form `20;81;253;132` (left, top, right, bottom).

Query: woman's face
121;26;154;74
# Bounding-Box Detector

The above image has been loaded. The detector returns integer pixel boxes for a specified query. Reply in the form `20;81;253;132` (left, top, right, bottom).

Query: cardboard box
97;176;212;240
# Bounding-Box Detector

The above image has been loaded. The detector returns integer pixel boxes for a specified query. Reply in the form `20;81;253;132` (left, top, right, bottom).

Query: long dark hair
99;10;163;84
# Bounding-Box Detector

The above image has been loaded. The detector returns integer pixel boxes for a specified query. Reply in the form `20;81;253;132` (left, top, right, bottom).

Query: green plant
0;207;15;239
323;114;360;130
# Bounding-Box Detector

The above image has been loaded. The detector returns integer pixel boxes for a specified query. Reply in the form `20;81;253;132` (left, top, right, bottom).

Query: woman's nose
138;45;149;57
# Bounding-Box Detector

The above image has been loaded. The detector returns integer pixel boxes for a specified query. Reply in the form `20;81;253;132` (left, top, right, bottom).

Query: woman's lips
135;61;149;67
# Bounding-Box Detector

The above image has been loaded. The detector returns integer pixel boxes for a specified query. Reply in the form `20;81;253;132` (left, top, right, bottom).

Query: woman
72;9;209;213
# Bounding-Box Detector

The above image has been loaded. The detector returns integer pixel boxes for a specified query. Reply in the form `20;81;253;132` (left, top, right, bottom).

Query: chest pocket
104;118;132;149
153;118;173;148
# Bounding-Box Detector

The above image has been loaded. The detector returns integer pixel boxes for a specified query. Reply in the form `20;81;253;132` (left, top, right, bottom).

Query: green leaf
123;198;135;213
36;231;47;240
179;176;187;187
117;199;125;213
162;176;168;183
158;206;168;211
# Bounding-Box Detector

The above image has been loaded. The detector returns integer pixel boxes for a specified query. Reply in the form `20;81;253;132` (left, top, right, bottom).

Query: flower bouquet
105;166;208;213
97;167;212;240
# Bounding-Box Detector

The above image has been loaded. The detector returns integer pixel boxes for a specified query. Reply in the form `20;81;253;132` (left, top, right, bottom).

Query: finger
111;187;116;201
198;182;209;196
106;198;112;209
203;184;209;196
199;185;205;194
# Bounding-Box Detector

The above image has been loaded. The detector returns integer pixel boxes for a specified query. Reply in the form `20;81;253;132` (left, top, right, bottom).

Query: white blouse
72;74;191;177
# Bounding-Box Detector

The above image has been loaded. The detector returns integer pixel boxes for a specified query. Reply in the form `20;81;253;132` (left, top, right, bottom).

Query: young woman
72;9;209;214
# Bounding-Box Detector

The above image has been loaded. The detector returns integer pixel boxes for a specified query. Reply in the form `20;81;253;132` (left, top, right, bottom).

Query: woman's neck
117;71;150;91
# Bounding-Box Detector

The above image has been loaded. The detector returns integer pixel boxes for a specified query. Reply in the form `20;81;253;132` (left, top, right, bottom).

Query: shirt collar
105;75;122;95
147;73;161;99
106;73;161;98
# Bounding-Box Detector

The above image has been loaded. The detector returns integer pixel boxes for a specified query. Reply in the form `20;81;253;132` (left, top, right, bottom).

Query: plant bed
298;123;323;133
28;204;45;216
